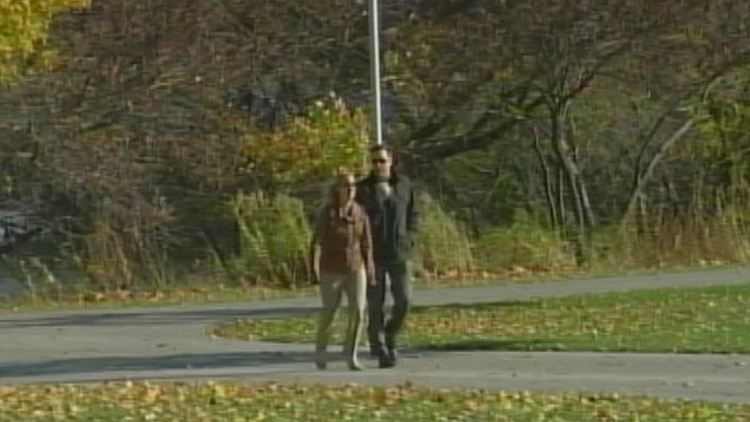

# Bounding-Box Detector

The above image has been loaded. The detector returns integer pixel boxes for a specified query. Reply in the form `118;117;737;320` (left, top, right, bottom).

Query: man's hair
369;144;392;156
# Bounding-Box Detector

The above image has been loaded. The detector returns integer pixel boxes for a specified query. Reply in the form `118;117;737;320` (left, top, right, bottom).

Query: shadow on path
0;306;319;329
412;338;564;352
0;351;317;378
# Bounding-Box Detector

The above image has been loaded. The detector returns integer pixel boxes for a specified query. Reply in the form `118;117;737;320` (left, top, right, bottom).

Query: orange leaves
0;381;746;420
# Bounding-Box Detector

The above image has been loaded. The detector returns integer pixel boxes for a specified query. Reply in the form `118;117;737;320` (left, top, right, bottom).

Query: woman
310;173;376;370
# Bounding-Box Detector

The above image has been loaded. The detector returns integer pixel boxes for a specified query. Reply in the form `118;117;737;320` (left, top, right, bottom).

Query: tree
386;2;706;232
0;0;380;286
619;1;750;225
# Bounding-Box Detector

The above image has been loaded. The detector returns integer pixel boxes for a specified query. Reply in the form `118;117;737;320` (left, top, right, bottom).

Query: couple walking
310;145;418;370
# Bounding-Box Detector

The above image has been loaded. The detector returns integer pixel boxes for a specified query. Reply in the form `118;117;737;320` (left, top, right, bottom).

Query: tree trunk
577;177;596;228
550;101;585;235
622;119;695;224
566;113;596;228
533;126;558;230
557;167;566;232
549;100;589;265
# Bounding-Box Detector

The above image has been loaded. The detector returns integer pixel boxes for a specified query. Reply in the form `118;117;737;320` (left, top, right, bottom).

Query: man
356;144;418;368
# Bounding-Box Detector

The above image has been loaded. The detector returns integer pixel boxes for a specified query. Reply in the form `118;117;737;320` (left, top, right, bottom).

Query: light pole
368;0;383;146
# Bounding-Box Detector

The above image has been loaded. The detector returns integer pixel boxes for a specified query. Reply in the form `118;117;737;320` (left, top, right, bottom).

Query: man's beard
374;170;390;182
376;181;392;203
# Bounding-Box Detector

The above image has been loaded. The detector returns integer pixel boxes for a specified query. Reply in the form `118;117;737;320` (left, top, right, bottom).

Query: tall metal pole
368;0;383;145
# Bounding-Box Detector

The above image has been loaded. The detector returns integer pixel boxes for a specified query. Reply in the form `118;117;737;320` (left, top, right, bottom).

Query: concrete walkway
2;265;750;404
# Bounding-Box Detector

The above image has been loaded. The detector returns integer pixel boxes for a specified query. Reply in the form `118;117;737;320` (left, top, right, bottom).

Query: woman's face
336;175;356;204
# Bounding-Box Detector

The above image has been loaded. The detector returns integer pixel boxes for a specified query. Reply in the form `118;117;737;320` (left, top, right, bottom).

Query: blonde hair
327;173;356;205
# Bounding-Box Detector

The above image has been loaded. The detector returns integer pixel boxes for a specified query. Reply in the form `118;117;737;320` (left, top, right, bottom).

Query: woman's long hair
326;173;356;208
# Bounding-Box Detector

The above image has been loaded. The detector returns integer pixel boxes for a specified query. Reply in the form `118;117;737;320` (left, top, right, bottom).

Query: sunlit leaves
0;382;746;421
243;96;369;187
0;0;90;84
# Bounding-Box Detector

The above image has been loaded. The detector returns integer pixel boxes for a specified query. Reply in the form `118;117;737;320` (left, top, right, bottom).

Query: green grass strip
213;283;750;353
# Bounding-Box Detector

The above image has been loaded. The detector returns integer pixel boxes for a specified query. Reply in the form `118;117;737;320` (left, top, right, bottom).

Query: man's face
371;149;392;177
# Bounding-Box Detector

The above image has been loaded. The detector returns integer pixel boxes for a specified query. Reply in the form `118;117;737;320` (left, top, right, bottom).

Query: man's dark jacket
356;172;418;263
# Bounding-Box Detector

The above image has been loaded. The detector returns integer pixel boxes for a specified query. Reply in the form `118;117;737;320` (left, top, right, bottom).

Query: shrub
227;192;311;288
474;210;574;273
76;198;175;291
591;204;750;271
415;193;475;278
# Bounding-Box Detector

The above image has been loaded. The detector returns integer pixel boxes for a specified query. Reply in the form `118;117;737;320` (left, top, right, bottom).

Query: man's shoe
315;360;327;370
348;361;364;371
387;348;398;365
378;354;395;369
385;334;398;365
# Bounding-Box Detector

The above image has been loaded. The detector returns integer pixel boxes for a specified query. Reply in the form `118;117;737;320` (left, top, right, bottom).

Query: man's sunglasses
371;158;388;164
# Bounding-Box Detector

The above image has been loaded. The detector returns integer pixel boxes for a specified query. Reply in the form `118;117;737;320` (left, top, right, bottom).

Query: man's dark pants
367;259;411;357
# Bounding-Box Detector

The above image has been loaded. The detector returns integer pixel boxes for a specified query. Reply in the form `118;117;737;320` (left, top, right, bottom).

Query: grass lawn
212;283;750;353
0;382;746;421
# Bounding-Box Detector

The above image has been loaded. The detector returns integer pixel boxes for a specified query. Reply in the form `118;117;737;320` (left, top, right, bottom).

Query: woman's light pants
315;267;366;367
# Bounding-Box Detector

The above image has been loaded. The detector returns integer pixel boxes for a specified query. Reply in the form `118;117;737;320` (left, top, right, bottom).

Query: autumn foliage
0;0;90;83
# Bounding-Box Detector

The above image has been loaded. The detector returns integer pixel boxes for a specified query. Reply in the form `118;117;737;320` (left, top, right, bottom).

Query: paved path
2;265;750;404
